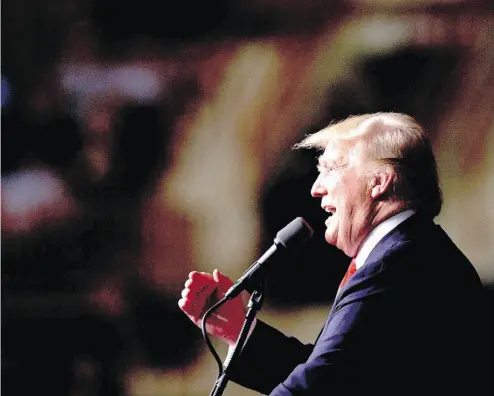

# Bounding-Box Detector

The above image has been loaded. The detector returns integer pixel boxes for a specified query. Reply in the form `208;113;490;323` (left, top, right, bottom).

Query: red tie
338;259;357;292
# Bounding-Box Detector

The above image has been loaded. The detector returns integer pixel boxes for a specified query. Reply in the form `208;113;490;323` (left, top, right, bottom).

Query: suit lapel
314;213;434;345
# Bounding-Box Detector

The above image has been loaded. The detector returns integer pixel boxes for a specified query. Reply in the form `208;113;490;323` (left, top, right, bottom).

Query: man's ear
370;166;395;199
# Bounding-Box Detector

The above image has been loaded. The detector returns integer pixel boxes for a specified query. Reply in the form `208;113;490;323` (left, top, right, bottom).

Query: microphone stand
210;278;265;396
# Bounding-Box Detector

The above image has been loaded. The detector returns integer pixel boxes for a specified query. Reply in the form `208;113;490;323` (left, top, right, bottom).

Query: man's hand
178;269;247;346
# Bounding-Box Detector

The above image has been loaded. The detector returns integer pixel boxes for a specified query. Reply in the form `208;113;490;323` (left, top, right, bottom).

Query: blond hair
294;112;443;218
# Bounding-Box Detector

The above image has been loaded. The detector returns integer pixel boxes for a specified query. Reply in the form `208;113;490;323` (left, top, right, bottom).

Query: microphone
223;217;313;301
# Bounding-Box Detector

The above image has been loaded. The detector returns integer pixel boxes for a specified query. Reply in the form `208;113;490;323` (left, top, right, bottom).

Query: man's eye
317;165;333;174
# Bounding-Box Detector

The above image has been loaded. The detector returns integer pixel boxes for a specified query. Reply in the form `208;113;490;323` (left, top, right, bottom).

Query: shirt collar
354;209;416;270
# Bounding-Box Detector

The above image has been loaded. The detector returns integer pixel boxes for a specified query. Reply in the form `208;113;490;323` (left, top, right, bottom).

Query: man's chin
324;230;337;246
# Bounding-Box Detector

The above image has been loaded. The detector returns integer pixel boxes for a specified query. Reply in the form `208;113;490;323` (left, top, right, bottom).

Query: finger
188;271;198;279
178;296;200;319
190;271;214;282
181;288;192;299
187;279;216;295
180;272;218;321
179;287;213;319
178;298;186;310
178;298;195;317
178;300;203;327
185;272;216;292
181;282;215;301
213;269;234;289
183;278;207;294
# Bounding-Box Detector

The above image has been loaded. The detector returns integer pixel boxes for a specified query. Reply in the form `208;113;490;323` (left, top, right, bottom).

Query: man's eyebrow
319;157;338;168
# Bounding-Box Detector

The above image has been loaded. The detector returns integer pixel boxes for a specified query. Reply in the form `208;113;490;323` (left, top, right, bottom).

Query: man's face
311;141;374;257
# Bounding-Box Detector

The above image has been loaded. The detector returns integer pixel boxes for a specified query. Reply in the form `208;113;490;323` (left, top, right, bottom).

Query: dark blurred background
2;0;493;395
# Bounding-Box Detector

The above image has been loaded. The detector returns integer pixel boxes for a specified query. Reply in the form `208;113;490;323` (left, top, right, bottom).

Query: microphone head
275;217;313;249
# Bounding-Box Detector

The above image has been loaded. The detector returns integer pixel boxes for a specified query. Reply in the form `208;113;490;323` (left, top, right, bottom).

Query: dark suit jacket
229;213;491;395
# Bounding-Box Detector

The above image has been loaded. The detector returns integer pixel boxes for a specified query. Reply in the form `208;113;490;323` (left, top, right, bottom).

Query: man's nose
311;176;326;197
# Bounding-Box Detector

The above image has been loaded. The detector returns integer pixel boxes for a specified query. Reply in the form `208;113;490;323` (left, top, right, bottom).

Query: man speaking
179;112;489;395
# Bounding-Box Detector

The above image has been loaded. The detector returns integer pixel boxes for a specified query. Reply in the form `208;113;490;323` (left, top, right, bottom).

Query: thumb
213;269;233;288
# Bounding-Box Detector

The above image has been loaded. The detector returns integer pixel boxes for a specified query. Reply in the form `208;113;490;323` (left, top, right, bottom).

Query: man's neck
353;201;409;258
355;208;416;268
370;201;409;232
